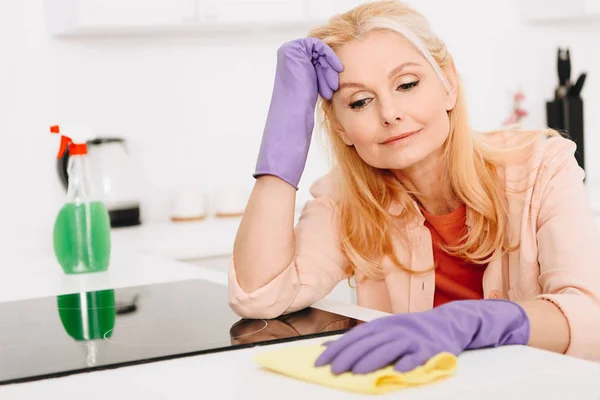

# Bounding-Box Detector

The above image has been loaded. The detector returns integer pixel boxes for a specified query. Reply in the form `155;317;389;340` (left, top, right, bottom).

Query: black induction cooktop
0;278;361;385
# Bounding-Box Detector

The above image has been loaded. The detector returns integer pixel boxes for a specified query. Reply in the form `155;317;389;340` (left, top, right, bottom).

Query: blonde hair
308;0;560;281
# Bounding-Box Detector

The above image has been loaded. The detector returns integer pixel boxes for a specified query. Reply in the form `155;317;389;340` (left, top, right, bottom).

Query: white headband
363;17;452;94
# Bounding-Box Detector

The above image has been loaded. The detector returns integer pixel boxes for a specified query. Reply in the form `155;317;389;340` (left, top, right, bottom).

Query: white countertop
110;186;600;263
1;335;598;400
110;217;243;261
0;251;226;303
1;251;599;399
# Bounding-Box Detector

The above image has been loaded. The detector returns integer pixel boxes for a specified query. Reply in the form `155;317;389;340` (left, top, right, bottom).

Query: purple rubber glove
315;299;530;374
253;38;344;189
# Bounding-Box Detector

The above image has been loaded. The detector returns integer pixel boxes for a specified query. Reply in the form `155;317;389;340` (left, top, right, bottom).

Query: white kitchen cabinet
304;0;365;21
44;0;195;36
44;0;328;37
203;0;306;25
520;0;600;23
584;0;600;14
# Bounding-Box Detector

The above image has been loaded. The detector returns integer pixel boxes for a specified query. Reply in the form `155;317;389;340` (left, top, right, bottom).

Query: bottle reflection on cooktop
0;279;362;386
229;308;359;346
58;290;116;340
57;289;116;366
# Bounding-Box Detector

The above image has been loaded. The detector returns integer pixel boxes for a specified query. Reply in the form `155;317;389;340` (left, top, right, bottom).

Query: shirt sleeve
534;136;600;360
228;175;348;319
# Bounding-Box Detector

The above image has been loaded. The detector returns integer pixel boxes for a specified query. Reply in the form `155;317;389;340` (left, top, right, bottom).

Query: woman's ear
444;61;459;111
338;128;354;146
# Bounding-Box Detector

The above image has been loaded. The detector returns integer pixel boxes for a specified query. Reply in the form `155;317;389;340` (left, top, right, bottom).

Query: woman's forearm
519;299;570;354
233;175;297;293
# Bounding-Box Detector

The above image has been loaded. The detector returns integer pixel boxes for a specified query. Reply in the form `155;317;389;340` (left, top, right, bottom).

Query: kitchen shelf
42;0;354;38
520;0;600;24
45;21;326;38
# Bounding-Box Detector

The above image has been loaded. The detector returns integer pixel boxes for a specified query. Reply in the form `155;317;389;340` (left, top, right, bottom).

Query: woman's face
332;30;457;172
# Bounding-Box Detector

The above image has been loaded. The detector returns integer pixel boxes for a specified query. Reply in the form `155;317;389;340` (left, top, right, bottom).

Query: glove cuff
253;171;300;191
456;299;531;350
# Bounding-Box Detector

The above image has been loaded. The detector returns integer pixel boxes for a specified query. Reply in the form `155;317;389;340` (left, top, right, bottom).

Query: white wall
1;0;599;257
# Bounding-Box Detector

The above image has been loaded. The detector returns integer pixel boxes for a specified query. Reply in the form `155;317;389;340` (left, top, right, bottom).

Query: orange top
420;204;487;307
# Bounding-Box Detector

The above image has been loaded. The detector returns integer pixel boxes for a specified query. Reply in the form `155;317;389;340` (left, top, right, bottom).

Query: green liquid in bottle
53;201;111;274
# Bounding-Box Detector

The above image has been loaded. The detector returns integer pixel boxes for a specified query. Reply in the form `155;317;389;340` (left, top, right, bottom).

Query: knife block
546;96;585;173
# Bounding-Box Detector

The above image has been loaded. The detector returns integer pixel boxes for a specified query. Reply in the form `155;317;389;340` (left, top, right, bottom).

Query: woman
229;0;600;374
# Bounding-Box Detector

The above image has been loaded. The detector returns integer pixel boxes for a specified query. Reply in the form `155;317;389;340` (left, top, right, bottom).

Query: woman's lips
381;129;421;145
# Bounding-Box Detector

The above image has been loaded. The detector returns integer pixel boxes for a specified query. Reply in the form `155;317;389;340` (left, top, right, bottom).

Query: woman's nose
379;96;405;127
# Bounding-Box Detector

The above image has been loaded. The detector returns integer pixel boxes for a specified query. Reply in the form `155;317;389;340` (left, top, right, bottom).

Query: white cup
170;185;206;222
213;186;250;218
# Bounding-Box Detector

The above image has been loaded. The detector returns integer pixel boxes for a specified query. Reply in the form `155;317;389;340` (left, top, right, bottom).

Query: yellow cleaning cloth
253;342;457;395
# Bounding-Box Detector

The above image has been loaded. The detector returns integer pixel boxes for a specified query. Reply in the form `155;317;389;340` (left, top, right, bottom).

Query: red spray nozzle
50;125;87;158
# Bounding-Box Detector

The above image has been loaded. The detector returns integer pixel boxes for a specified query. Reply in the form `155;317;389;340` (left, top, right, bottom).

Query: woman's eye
349;98;371;110
348;81;418;110
398;80;420;91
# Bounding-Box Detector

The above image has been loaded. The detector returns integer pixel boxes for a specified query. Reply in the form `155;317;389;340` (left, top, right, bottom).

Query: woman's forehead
336;32;428;81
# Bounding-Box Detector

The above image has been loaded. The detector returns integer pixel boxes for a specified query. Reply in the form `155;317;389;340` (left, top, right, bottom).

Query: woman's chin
378;156;425;171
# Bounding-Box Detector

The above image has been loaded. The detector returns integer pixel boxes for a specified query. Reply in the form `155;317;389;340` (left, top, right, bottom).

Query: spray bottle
51;124;111;274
